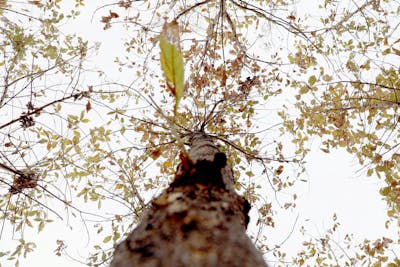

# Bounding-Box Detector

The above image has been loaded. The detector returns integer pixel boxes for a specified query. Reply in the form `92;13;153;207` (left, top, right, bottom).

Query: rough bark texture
110;132;268;267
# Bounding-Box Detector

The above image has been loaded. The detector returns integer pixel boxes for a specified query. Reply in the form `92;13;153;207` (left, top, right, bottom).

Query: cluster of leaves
0;0;101;265
294;214;400;266
1;0;400;266
282;0;400;222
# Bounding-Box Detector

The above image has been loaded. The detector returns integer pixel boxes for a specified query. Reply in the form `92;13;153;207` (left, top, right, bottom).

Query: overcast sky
1;1;398;266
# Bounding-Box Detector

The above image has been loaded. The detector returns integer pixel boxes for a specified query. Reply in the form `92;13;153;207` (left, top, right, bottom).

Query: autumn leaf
150;148;162;160
38;221;45;233
103;236;112;243
86;101;91;112
276;165;284;175
159;20;185;114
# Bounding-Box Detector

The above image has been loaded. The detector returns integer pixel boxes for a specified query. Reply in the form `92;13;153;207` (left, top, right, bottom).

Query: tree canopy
0;0;399;266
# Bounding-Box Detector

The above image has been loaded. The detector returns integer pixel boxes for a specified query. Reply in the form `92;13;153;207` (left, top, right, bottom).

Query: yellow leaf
103;236;112;243
308;75;317;85
26;219;33;227
338;140;347;147
320;147;330;153
160;20;185;114
299;86;309;94
382;48;391;56
38;221;45;232
314;113;324;124
163;160;172;169
44;45;58;59
392;47;400;56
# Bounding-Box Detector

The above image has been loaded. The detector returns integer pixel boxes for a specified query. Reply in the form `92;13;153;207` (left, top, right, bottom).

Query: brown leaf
276;165;284;175
86;101;91;112
109;11;119;18
221;69;227;87
151;148;162;160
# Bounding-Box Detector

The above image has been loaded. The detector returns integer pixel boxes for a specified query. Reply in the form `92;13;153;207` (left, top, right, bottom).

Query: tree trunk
110;132;268;267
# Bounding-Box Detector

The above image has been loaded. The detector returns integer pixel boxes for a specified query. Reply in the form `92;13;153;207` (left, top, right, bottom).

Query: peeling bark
110;132;268;267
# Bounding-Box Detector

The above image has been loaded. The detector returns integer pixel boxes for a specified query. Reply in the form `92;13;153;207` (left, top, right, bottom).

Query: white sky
1;1;398;267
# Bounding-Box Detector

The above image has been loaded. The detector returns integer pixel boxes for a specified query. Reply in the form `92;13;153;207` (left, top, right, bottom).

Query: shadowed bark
110;132;268;267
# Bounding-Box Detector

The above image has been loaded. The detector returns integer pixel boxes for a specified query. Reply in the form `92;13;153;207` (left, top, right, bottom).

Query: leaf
103;236;112;243
380;186;390;196
382;48;391;56
299;86;309;95
86;101;91;112
276;165;284;175
392;47;400;56
160;20;185;114
38;221;45;233
150;148;162;160
308;75;317;85
25;219;33;228
44;45;58;59
320;147;330;153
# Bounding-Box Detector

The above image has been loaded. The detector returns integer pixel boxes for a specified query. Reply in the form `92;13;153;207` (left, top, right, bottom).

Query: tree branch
0;91;89;130
175;0;210;20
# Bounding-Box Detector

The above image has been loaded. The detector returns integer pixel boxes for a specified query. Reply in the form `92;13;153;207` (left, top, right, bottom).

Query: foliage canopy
0;0;399;266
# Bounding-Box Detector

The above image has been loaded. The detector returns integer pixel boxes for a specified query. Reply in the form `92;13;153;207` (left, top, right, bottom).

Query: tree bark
110;132;268;267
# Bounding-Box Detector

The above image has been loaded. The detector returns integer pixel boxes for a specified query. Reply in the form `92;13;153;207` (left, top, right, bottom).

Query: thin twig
0;91;88;130
0;177;63;220
148;96;189;158
1;7;42;22
212;134;292;163
175;0;210;20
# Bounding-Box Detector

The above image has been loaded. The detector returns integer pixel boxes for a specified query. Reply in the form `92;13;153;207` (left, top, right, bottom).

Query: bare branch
175;0;210;20
0;91;89;130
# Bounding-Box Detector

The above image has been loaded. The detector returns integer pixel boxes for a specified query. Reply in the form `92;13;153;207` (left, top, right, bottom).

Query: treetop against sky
0;0;399;266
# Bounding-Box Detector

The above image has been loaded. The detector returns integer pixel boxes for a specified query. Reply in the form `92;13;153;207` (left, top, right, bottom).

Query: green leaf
392;47;400;56
38;221;45;233
44;45;58;59
308;75;317;85
380;186;390;196
382;48;391;56
160;21;185;114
